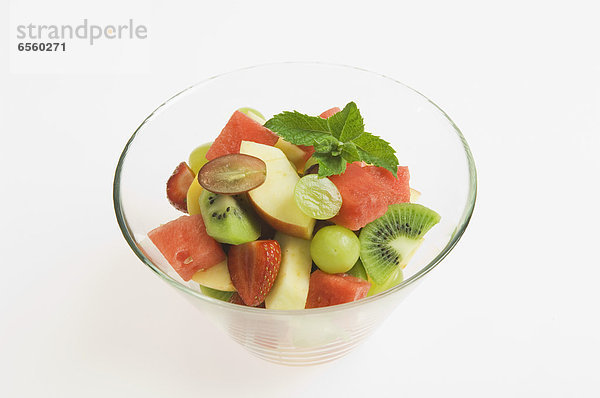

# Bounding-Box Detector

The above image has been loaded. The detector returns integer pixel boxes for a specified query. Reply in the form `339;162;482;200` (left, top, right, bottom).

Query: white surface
1;1;599;397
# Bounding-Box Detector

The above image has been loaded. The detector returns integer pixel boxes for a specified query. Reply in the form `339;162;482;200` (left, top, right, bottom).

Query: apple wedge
274;138;309;172
265;232;312;310
409;188;421;202
191;260;236;291
239;141;315;240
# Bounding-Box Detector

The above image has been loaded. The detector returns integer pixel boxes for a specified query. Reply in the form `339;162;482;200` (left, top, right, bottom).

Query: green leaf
352;132;399;176
326;102;364;142
312;152;347;177
341;142;360;163
265;102;399;178
313;135;341;154
264;111;331;146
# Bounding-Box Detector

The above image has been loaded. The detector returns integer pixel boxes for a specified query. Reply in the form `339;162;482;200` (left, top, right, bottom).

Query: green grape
310;225;360;274
347;259;368;280
238;107;266;125
200;285;234;302
367;267;404;297
294;174;342;220
188;142;212;174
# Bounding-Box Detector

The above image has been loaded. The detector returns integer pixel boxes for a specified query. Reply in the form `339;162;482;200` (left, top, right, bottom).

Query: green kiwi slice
347;259;368;281
200;285;234;302
359;203;440;284
199;190;261;245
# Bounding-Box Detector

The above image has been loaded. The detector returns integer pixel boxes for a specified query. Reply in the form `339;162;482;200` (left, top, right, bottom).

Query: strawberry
229;292;265;308
229;292;246;305
166;162;195;213
227;240;282;307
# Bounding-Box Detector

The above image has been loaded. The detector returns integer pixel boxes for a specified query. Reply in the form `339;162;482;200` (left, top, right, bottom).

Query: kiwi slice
200;285;234;302
199;189;261;245
347;259;368;281
359;203;440;284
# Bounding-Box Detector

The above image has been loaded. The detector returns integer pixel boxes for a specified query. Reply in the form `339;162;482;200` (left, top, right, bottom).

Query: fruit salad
148;103;440;309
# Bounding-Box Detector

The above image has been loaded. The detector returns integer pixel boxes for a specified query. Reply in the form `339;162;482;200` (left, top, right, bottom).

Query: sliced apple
186;178;203;215
274;138;309;172
191;260;235;291
409;188;421;203
265;232;312;310
239;141;315;240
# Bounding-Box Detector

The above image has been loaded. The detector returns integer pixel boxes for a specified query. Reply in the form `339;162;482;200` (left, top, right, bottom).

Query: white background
1;1;599;397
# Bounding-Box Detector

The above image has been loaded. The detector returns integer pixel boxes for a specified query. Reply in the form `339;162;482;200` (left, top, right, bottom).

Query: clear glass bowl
113;62;477;366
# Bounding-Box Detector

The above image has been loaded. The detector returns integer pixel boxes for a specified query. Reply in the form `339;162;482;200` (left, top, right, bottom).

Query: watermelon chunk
296;107;342;164
319;107;341;119
205;111;278;160
148;214;226;281
305;270;371;308
329;162;410;230
297;145;315;166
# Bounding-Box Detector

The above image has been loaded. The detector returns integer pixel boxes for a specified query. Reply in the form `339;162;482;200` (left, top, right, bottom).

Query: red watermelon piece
329;162;410;230
319;107;341;119
305;271;371;308
297;144;315;166
297;107;343;163
148;214;226;281
205;111;278;161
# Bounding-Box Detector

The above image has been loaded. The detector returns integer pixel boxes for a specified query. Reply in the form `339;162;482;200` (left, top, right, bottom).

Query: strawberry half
229;292;266;308
229;292;246;305
227;240;282;307
166;162;195;213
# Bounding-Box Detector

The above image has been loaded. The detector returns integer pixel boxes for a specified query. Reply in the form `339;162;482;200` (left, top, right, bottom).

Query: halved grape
310;225;360;274
189;142;212;174
294;174;342;220
238;107;266;125
198;154;267;194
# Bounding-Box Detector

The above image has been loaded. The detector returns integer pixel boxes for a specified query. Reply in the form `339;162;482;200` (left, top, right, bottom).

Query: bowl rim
113;61;477;315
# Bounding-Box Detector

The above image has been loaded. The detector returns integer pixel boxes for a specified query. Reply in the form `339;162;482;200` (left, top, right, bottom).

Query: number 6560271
17;42;66;51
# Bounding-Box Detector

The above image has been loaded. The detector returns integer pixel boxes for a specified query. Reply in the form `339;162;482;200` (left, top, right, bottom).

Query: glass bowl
113;62;477;366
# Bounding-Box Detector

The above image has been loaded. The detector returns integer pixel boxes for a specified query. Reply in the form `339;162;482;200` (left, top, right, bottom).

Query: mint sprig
353;132;399;173
264;102;399;177
326;102;364;142
261;111;330;146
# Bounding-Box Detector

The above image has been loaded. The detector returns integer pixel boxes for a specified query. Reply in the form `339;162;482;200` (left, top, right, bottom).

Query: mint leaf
341;142;360;163
353;132;399;176
265;102;400;178
313;135;341;154
264;111;331;146
326;102;364;142
312;152;347;177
